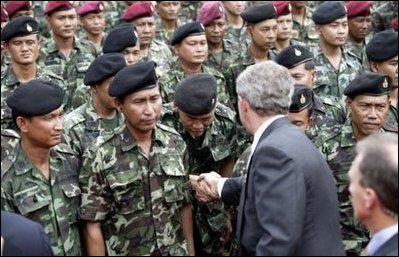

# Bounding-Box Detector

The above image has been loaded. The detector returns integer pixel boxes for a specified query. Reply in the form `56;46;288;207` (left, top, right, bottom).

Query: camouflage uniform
142;39;174;78
384;105;398;132
1;65;68;130
1;143;82;256
224;24;250;53
0;129;19;163
159;63;232;108
345;35;372;72
291;6;319;47
179;1;203;23
154;18;183;45
312;46;363;100
41;36;97;111
63;100;125;158
79;124;191;256
372;2;398;33
204;38;242;75
102;1;126;34
314;119;373;255
160;103;237;255
32;1;51;39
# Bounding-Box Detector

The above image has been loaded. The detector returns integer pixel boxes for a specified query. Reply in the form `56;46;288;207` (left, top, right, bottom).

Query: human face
94;77;117;110
11;10;33;19
288;109;312;132
348;16;372;42
80;12;105;36
277;14;293;41
177;109;215;139
223;1;245;16
347;95;390;138
46;8;78;39
249;19;278;51
348;155;369;221
176;34;208;65
371;57;398;89
19;107;64;148
123;46;141;65
288;63;316;88
133;16;155;47
6;34;40;65
318;17;348;47
205;17;227;45
155;1;181;21
119;86;162;134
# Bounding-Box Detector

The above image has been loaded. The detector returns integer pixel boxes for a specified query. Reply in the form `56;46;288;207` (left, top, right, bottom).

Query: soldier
121;1;173;77
289;1;319;46
1;129;19;163
315;73;394;255
311;1;363;101
1;16;67;131
224;3;278;111
79;61;194;256
160;74;237;256
102;23;141;66
275;45;347;137
77;1;106;56
3;1;33;20
63;53;126;158
154;1;183;44
366;31;398;132
222;1;248;51
1;80;82;256
41;1;97;111
198;1;241;74
159;21;231;107
288;84;314;132
345;1;373;71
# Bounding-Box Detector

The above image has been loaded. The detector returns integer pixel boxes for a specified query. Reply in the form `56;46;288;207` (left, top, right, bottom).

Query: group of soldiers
0;1;398;256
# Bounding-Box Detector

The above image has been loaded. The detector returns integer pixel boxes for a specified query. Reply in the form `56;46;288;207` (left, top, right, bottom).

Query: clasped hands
189;172;222;203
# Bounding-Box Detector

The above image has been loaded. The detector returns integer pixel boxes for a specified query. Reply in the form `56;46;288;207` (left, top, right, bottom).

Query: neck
348;34;364;44
53;34;74;58
92;97;117;120
227;13;244;28
274;38;291;50
20;138;51;169
140;44;150;57
11;62;37;83
367;210;398;234
291;5;306;16
250;43;268;62
161;19;177;31
86;32;104;48
319;40;341;58
208;41;223;53
127;124;153;144
180;60;202;74
248;112;275;136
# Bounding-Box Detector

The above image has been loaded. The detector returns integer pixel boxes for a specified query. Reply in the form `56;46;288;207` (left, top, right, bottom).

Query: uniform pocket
14;186;50;216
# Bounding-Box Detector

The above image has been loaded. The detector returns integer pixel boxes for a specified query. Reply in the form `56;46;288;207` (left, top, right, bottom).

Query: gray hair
236;61;294;116
356;133;398;215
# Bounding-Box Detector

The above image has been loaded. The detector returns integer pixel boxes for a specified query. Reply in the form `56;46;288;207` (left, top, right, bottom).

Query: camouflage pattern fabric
345;35;372;72
1;143;82;256
384;105;398;133
179;1;202;23
204;38;242;75
142;39;174;79
79;124;191;256
224;25;250;53
154;18;183;46
372;2;398;33
0;129;19;163
291;6;319;47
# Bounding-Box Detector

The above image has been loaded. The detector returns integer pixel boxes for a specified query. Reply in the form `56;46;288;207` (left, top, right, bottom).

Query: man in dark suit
192;61;345;256
1;211;53;256
348;133;398;256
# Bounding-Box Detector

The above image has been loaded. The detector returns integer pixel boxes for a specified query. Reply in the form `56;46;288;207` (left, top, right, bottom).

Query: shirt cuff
217;178;228;198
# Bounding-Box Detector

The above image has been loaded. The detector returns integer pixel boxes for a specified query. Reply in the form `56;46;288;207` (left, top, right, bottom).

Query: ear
172;45;180;55
345;97;353;114
311;69;318;83
369;61;379;72
363;188;378;210
247;25;253;37
315;25;322;36
16;117;29;133
114;98;122;111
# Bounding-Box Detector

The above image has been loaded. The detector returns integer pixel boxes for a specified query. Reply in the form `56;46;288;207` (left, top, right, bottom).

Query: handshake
189;172;225;203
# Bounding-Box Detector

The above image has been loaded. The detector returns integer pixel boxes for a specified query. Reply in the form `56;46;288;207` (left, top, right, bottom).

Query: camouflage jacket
154;18;183;45
345;35;372;72
63;100;125;158
142;39;174;78
224;24;250;53
41;36;97;110
312;46;363;100
314;119;373;255
204;38;242;75
179;1;202;23
0;129;19;163
372;2;398;33
1;65;68;130
158;63;232;108
384;104;398;133
291;6;319;46
79;124;190;256
1;143;81;256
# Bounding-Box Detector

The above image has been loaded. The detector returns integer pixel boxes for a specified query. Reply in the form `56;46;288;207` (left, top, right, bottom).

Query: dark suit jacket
222;117;345;256
373;233;398;256
1;211;53;256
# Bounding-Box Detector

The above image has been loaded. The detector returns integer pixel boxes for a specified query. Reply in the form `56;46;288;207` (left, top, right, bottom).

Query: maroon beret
273;1;290;17
197;1;225;27
44;1;74;15
121;1;153;22
392;17;398;32
1;8;9;22
346;1;372;19
4;1;32;18
77;1;104;17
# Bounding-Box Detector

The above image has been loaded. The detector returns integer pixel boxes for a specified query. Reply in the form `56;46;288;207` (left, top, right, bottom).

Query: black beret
6;79;64;116
171;21;205;46
84;53;127;86
290;84;313;113
109;61;158;98
276;45;314;69
103;23;138;53
241;3;276;23
366;31;398;62
312;1;347;25
344;73;393;98
1;16;39;42
175;74;217;116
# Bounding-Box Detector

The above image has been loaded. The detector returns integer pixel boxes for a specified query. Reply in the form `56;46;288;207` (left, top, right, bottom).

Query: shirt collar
251;115;285;155
367;224;398;256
